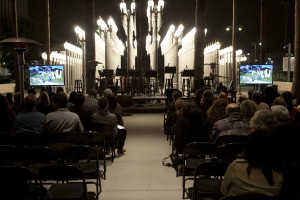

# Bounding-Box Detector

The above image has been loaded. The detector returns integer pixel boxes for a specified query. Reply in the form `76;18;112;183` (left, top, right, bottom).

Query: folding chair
14;131;45;146
0;145;23;166
0;133;14;145
191;161;230;200
22;146;58;174
39;165;88;200
92;123;116;162
60;145;101;200
214;135;249;146
0;166;43;199
221;194;279;200
217;142;246;162
76;132;107;179
45;132;75;152
182;142;219;199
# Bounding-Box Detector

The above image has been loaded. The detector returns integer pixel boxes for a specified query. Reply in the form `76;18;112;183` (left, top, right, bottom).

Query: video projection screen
239;65;273;85
29;65;65;86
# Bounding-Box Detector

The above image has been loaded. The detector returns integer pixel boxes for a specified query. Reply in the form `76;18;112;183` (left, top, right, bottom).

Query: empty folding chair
39;165;88;200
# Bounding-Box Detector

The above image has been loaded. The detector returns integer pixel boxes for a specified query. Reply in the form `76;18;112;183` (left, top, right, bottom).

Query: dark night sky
28;0;295;57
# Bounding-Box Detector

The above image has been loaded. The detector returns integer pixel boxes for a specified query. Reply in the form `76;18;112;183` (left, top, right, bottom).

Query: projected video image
239;65;273;85
29;65;65;86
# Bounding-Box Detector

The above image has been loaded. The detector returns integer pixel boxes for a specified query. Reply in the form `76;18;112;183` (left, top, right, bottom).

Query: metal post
46;0;51;65
82;40;86;93
287;43;291;82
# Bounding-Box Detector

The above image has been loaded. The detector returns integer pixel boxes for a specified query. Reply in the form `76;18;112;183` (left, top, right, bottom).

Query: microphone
186;65;188;69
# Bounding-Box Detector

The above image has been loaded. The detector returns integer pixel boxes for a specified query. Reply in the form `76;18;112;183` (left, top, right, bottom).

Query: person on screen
48;71;52;82
257;70;261;81
251;71;254;81
42;71;45;83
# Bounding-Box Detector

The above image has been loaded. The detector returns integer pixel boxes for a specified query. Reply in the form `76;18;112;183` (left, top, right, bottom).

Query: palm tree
292;0;300;104
194;0;206;90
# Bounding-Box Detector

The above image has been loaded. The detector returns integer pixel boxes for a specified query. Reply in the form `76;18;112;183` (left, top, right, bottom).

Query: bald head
226;103;240;115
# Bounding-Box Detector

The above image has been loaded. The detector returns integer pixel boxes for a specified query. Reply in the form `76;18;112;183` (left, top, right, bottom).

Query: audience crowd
1;84;300;199
165;85;300;199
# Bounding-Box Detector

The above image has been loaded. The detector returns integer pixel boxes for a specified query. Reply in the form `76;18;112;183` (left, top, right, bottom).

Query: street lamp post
120;0;136;79
75;26;86;94
97;17;114;70
247;53;250;65
147;0;164;93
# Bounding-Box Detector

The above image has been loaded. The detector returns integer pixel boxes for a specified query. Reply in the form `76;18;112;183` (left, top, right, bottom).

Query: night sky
28;0;295;58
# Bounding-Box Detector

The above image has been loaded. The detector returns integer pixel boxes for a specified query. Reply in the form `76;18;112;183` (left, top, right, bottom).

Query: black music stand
144;70;157;96
102;69;114;78
164;66;176;92
181;70;194;96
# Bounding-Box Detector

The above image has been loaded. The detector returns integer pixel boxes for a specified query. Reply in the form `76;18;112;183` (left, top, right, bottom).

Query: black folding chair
221;193;279;200
0;145;23;166
60;145;101;200
191;161;230;200
45;132;75;152
92;123;116;162
14;131;45;146
76;132;107;179
182;142;219;199
39;165;88;200
217;142;246;162
0;166;43;199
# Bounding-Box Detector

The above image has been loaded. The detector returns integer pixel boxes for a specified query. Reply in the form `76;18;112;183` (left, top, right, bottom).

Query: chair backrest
221;194;278;200
92;123;115;138
0;166;38;199
45;132;75;151
218;142;246;162
15;132;45;146
60;145;98;163
0;133;14;145
22;146;58;164
76;132;105;146
39;165;86;182
215;135;249;146
0;145;23;165
194;161;230;177
183;142;218;158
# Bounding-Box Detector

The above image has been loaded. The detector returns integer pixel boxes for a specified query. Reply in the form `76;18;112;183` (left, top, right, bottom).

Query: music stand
181;70;194;96
144;70;157;78
181;69;194;77
164;66;176;74
129;69;139;77
164;67;176;91
116;68;127;77
102;69;114;78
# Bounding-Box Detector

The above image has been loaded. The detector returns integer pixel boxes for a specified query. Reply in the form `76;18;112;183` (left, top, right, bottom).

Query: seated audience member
67;91;77;109
44;93;84;134
166;90;182;131
14;94;45;135
106;93;124;126
206;99;228;131
210;103;250;145
70;93;93;131
240;100;257;121
5;92;14;105
252;91;269;111
173;98;184;123
238;95;247;104
221;129;283;197
174;101;208;153
27;87;36;96
281;91;298;119
271;105;292;124
12;92;22;114
271;85;280;98
294;111;300;123
272;96;287;107
194;88;205;106
250;110;278;132
0;94;15;134
36;91;52;115
216;82;227;93
83;88;99;113
199;89;215;120
261;86;276;107
218;92;229;102
248;89;254;100
56;86;64;94
92;97;126;154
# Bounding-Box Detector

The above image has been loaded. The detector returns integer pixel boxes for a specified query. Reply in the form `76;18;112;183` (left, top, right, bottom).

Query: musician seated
216;82;227;94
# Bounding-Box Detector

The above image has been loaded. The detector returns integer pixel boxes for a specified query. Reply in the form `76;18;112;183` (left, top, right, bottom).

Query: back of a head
264;86;274;96
74;93;85;107
238;95;247;104
201;89;214;104
27;87;36;95
5;93;13;104
14;92;21;104
194;88;205;104
56;87;64;94
218;92;228;101
175;99;184;111
248;89;254;99
106;93;117;109
250;110;277;131
98;97;108;110
281;91;293;111
39;91;50;105
182;101;200;117
24;94;36;111
272;96;287;107
271;105;290;123
240;100;257;119
226;103;240;115
88;88;98;97
69;91;77;103
53;93;68;108
172;90;182;101
103;88;113;98
252;91;262;102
